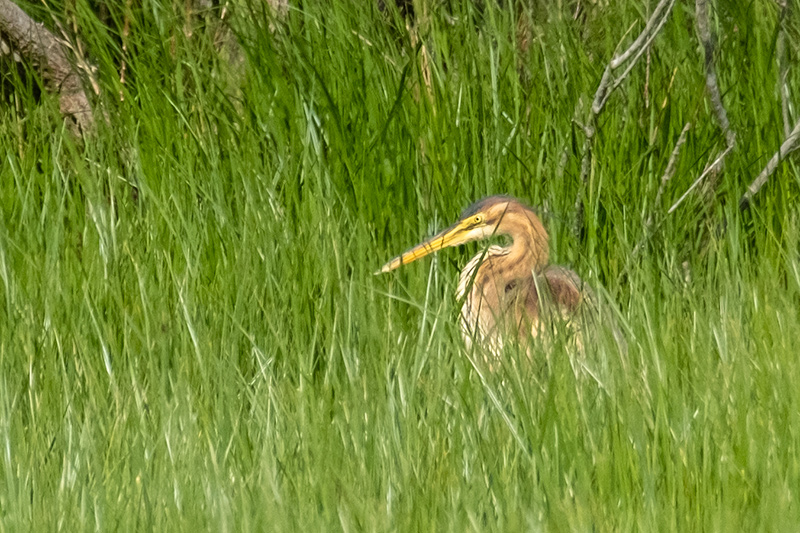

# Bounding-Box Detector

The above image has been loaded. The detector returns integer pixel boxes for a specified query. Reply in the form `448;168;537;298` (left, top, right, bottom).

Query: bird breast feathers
455;245;510;301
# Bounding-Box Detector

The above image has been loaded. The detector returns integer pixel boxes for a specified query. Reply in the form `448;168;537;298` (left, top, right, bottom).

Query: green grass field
2;0;800;530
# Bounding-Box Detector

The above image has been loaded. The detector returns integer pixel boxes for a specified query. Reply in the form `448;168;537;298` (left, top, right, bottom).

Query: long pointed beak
376;221;469;275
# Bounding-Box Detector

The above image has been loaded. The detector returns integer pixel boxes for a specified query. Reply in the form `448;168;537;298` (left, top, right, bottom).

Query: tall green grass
1;0;799;530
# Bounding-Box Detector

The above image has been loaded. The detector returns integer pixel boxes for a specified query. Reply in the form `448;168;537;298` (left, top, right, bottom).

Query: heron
376;195;598;358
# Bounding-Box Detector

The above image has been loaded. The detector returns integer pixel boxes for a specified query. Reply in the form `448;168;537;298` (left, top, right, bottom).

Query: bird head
376;195;545;274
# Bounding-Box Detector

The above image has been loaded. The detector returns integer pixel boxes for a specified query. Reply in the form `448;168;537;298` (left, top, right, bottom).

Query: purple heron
377;195;595;357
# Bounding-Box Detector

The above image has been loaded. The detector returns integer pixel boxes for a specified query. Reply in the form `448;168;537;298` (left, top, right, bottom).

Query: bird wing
507;265;591;344
540;265;591;314
539;265;627;351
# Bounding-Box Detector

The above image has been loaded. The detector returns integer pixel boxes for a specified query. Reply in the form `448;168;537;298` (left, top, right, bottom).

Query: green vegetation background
1;0;799;530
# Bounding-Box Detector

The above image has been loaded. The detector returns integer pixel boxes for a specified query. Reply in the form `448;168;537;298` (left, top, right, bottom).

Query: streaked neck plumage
494;203;550;275
456;203;549;301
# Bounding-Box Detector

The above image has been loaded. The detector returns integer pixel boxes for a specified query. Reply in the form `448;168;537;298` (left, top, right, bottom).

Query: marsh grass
1;0;799;530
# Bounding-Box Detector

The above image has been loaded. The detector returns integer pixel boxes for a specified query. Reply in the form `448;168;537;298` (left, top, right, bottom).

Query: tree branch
667;144;734;214
696;0;735;150
739;118;800;211
776;0;792;138
631;122;691;257
573;0;677;236
665;0;735;220
0;0;94;135
654;122;692;210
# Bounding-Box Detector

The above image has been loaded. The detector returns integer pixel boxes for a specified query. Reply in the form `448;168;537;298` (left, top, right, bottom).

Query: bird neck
501;213;549;273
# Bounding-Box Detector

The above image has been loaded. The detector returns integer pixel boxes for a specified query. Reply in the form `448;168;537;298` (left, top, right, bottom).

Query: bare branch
696;0;735;150
607;6;674;99
739;118;800;211
609;0;674;69
631;122;691;257
654;122;692;209
0;0;94;134
572;0;677;235
735;0;798;211
667;144;734;214
666;0;736;222
776;0;792;138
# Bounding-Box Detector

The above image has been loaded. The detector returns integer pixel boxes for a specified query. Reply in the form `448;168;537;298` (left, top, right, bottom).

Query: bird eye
473;215;483;225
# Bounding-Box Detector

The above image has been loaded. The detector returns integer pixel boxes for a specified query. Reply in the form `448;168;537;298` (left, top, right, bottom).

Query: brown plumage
377;195;596;357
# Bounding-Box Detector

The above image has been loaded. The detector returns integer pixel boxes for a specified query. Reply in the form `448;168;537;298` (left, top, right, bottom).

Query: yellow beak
376;221;471;274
